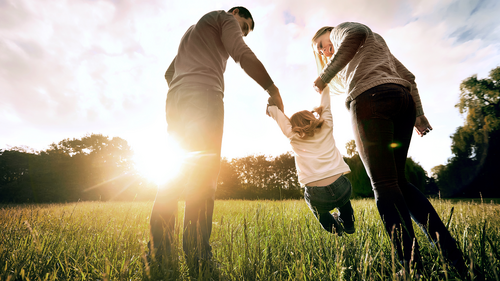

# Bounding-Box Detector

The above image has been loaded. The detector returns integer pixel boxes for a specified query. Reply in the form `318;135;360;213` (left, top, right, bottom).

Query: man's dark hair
228;6;255;30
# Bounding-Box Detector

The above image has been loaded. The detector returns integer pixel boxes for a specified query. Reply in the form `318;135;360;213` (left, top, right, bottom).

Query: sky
1;0;500;178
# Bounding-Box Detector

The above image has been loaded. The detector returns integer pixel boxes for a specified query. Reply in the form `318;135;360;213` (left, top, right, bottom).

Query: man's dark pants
150;85;224;262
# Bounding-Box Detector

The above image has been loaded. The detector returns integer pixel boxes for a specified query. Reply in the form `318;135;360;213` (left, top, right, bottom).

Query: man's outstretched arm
240;53;284;112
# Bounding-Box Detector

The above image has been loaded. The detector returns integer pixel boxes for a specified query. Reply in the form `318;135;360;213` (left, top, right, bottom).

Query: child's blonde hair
290;106;325;138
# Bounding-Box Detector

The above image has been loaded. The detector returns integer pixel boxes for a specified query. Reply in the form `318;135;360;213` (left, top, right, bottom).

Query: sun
132;136;187;186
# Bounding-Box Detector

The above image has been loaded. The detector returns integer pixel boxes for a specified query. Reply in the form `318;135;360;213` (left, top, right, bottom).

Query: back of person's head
228;6;255;30
290;106;325;138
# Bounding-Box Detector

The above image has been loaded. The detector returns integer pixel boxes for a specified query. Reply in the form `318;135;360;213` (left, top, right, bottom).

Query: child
267;86;355;236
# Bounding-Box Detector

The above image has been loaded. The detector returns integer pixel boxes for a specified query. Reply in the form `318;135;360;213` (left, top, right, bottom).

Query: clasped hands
266;84;284;116
313;76;327;94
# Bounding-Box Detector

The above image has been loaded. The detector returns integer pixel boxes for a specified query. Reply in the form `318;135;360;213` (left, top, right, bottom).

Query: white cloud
409;0;454;17
380;16;500;173
1;0;499;176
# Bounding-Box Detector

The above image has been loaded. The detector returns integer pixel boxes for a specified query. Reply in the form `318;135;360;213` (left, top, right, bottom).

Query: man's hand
266;97;275;116
266;84;284;112
313;76;327;93
267;96;276;106
414;115;433;137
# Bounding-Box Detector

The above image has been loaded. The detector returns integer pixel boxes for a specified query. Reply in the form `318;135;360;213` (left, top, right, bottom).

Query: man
149;6;284;265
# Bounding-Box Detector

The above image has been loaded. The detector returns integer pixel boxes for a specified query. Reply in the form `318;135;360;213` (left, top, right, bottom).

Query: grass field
1;198;499;280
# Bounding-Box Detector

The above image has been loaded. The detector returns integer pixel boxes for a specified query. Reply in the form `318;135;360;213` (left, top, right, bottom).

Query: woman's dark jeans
350;83;464;270
304;175;354;233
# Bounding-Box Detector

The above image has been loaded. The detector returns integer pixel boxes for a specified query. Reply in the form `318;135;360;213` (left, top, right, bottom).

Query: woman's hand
414;115;433;137
313;77;327;93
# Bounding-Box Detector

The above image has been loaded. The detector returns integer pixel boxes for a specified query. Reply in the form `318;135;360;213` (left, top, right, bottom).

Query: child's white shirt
267;87;351;186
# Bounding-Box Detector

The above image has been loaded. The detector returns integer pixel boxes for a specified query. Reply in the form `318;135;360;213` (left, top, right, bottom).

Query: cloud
1;0;499;175
410;0;500;45
1;1;165;133
381;2;500;173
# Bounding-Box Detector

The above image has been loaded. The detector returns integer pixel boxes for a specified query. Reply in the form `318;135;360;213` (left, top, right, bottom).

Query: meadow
1;199;499;280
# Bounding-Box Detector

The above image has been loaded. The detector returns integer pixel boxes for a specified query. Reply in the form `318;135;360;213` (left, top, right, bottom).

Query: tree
216;157;242;199
343;140;429;198
343;153;372;197
0;148;38;202
434;66;500;197
343;139;373;197
270;152;302;199
43;134;135;201
228;153;301;199
0;134;141;203
345;140;357;157
214;153;302;200
404;157;428;194
0;149;30;185
453;67;500;161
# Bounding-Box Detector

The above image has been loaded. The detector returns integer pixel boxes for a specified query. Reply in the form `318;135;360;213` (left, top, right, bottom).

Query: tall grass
1;198;499;280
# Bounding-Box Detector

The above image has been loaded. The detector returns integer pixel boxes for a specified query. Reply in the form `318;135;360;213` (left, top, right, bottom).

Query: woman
311;22;466;275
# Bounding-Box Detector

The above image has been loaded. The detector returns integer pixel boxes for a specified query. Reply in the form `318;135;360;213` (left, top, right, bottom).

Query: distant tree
0;148;38;202
216;157;242;199
271;152;302;199
433;66;500;197
0;149;30;185
218;153;301;200
343;140;428;198
0;134;143;203
232;155;271;197
343;155;372;198
404;157;428;194
342;140;371;197
454;67;500;155
43;134;135;201
345;140;357;157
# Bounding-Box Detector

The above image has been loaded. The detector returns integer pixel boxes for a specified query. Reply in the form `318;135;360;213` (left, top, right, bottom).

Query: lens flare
133;136;187;186
389;142;401;148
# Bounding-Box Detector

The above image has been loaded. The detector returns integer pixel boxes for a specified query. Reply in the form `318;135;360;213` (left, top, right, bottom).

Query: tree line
0;134;428;203
0;134;156;203
1;67;498;203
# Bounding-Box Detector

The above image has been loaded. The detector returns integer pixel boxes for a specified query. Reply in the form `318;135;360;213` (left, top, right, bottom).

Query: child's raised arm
267;101;294;139
319;86;333;125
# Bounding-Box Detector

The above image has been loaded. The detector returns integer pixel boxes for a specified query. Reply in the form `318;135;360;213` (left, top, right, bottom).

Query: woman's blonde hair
311;26;345;94
312;26;334;44
290;106;325;138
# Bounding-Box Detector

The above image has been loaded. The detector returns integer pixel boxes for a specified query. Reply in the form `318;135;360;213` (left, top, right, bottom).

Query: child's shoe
331;212;344;236
342;223;355;234
338;212;355;234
